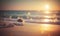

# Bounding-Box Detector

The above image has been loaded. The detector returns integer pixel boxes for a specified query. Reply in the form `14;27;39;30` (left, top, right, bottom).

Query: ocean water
0;10;60;36
0;10;60;24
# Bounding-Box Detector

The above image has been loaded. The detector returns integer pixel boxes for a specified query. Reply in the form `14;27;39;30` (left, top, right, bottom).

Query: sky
1;0;60;11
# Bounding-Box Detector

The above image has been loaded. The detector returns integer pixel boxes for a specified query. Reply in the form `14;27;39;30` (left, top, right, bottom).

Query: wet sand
0;23;60;36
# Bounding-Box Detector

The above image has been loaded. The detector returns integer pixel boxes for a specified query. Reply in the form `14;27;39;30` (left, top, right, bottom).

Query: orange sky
1;0;60;11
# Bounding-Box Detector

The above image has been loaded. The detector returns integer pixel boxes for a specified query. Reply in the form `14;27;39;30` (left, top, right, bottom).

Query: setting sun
45;4;50;10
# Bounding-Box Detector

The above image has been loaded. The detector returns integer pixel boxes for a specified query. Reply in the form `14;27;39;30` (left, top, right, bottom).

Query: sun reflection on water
40;24;55;34
40;24;52;31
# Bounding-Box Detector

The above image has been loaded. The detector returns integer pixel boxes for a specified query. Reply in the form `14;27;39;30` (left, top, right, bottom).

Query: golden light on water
43;19;50;22
40;24;52;30
44;11;50;14
44;16;50;18
30;18;33;20
28;12;30;16
40;24;54;34
27;12;31;18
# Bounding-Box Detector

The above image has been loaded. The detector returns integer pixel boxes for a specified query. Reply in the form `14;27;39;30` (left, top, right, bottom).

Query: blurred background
0;0;60;36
